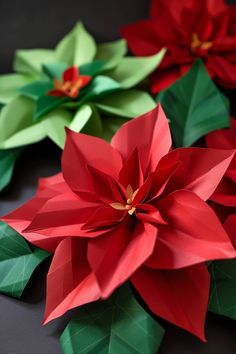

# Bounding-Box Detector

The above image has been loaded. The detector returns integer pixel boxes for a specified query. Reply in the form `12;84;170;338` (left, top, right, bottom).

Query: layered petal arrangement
206;119;236;246
2;105;236;340
121;0;236;93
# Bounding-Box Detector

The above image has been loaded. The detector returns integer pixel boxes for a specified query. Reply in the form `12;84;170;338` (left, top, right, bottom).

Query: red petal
82;206;125;229
131;264;210;340
163;147;234;201
63;66;79;83
43;237;100;324
47;89;65;97
119;148;143;190
150;66;185;93
80;75;92;88
208;55;236;89
211;176;236;207
62;129;123;194
224;214;236;247
88;219;157;298
111;105;171;177
146;190;236;269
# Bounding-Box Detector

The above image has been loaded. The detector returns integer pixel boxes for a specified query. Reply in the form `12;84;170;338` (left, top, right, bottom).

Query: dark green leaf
0;221;49;298
157;59;230;147
42;62;68;80
81;75;121;103
0;148;23;191
18;80;53;99
79;60;107;76
208;259;236;320
35;95;66;120
60;283;164;354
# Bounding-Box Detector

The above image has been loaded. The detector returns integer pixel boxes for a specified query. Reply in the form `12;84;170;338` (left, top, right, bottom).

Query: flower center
53;78;83;98
110;184;139;216
191;33;213;54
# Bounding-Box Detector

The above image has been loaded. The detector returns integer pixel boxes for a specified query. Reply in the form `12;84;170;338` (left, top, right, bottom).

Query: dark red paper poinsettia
206;119;236;247
121;0;236;93
2;105;236;340
48;66;91;98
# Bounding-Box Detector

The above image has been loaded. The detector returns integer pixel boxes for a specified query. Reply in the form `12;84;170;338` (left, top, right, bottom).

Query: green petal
35;95;66;120
107;48;166;88
14;49;55;77
0;221;49;298
209;260;236;320
60;284;164;354
0;148;23;191
18;80;53;100
69;104;93;133
157;59;230;147
55;22;96;66
95;89;156;118
102;116;129;142
42;62;68;80
0;74;33;104
81;105;103;137
95;39;127;70
0;96;35;144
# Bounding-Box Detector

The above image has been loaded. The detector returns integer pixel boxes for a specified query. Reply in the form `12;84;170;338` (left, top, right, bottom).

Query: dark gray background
0;0;236;353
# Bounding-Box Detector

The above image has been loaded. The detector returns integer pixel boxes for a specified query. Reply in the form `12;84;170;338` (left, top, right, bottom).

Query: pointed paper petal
162;148;235;201
63;66;79;82
43;237;100;324
62;129;122;194
146;190;236;270
131;264;209;340
119;148;143;190
111;105;171;176
88;219;157;298
224;214;236;247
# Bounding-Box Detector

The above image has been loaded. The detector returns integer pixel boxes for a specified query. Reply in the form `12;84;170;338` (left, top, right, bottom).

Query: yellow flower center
110;184;139;215
191;33;213;53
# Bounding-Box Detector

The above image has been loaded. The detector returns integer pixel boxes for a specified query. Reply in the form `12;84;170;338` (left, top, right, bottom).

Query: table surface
1;0;236;352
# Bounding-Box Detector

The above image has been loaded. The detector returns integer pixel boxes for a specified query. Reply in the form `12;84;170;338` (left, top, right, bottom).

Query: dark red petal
131;264;209;341
111;105;171;177
62;129;122;194
63;66;79;82
88;219;157;298
224;213;236;247
43;237;100;324
82;206;125;229
146;190;236;269
80;75;92;88
119;148;143;190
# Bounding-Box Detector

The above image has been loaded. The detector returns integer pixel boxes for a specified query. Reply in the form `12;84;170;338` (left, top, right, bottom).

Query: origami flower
0;22;165;191
121;0;236;93
47;66;92;98
3;105;236;340
206;119;236;247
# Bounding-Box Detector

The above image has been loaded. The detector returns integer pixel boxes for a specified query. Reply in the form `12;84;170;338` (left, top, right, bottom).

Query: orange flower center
110;184;139;216
191;33;213;53
53;78;84;98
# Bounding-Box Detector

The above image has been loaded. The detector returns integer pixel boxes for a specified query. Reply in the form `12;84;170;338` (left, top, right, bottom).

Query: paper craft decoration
2;105;236;345
0;22;165;191
121;0;236;93
157;60;230;147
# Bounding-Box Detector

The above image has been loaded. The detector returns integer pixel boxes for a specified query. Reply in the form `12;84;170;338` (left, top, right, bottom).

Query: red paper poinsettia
206;119;236;247
2;105;236;340
121;0;236;93
48;66;91;98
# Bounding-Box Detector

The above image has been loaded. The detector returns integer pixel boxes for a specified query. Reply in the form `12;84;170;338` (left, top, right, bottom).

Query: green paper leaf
0;96;35;144
43;109;74;149
0;148;23;191
35;95;66;120
102;116;129;142
95;89;156;118
0;74;33;104
69;104;93;133
60;284;164;354
0;221;49;298
42;62;68;80
14;49;55;77
209;259;236;320
18;80;53;99
107;49;166;88
79;60;107;76
81;105;103;137
157;59;230;147
55;22;96;66
95;39;127;70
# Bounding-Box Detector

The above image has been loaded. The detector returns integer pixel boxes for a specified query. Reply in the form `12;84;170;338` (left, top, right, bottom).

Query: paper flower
47;66;92;98
0;22;165;191
206;119;236;247
3;105;236;340
121;0;236;93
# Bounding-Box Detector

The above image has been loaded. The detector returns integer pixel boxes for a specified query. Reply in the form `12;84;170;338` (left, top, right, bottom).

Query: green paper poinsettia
0;22;165;191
